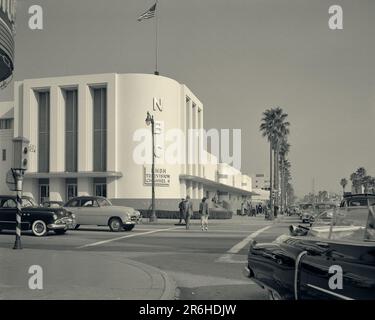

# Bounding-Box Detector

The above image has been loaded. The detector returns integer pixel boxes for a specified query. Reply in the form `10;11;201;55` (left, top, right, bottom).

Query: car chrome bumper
124;221;136;225
47;223;67;230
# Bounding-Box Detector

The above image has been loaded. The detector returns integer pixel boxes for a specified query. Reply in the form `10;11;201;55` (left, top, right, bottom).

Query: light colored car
64;196;140;232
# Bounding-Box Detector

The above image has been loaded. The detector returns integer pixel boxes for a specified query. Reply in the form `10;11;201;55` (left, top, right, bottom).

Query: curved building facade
1;73;255;212
0;0;16;85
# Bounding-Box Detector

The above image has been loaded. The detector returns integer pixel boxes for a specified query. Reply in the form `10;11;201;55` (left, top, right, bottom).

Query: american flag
137;3;157;22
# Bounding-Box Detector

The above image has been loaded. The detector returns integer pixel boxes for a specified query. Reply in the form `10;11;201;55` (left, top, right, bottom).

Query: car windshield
21;198;36;208
301;204;313;210
97;198;111;206
309;206;375;242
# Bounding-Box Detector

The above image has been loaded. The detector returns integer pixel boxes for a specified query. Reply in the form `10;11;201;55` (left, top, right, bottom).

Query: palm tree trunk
280;159;284;214
269;143;273;220
273;146;279;217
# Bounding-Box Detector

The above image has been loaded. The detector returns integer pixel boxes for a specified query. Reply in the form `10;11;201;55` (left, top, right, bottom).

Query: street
0;215;298;300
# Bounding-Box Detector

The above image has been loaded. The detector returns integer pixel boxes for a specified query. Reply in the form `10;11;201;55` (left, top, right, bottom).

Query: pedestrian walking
184;196;193;230
241;201;245;216
247;200;252;217
199;197;210;231
178;198;185;224
258;203;263;215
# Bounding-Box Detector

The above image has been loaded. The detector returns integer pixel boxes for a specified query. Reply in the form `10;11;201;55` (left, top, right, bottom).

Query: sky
1;0;374;197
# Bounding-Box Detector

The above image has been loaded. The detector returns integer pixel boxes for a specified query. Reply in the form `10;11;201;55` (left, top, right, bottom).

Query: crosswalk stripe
76;226;182;249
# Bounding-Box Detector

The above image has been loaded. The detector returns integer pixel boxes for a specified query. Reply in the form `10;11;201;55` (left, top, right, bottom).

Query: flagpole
155;0;159;75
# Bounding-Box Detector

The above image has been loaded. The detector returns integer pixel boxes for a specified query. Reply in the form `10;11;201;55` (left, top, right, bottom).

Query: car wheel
123;225;135;232
32;220;48;237
267;289;284;300
74;224;80;230
108;218;123;232
54;229;67;235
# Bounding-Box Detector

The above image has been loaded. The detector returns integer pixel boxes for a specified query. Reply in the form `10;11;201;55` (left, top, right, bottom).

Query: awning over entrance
180;175;259;197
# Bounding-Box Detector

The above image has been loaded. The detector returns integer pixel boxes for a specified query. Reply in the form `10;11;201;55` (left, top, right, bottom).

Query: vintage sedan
0;195;76;237
64;196;140;232
243;205;375;300
301;203;337;223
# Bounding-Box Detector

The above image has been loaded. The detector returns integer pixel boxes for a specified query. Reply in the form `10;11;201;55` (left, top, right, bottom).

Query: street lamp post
11;137;29;250
145;112;157;223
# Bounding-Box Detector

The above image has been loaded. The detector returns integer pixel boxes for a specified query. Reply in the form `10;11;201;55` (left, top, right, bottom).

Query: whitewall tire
32;220;48;237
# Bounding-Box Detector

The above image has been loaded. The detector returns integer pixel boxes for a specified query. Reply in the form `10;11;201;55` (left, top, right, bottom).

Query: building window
39;179;50;204
38;91;50;173
66;178;77;201
2;149;6;161
0;119;13;129
94;178;107;198
93;88;107;172
65;89;78;172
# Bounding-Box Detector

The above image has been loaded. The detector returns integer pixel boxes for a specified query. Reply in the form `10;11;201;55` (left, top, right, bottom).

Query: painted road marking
228;226;271;254
216;225;272;263
77;226;182;249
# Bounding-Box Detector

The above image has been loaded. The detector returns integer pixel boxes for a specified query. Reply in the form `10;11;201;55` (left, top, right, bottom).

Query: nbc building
0;73;256;212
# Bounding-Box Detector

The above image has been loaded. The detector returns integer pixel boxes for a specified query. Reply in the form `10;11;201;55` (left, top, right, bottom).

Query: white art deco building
0;73;255;212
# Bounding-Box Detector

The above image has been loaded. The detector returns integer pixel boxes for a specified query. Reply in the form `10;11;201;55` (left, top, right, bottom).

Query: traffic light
13;137;30;170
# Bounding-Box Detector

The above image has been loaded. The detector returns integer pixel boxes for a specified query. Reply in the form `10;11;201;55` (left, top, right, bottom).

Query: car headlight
53;214;58;220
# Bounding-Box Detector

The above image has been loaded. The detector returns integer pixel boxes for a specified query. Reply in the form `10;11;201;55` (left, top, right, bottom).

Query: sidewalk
0;248;176;300
141;214;277;226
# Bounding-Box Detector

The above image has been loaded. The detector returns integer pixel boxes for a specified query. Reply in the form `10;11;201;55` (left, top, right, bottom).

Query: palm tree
340;178;348;195
279;139;290;214
272;108;290;215
363;175;372;194
350;172;360;194
260;107;290;218
260;109;276;219
356;167;367;193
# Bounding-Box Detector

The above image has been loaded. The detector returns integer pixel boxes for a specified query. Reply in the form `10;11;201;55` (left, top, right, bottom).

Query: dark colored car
243;204;375;300
0;195;76;237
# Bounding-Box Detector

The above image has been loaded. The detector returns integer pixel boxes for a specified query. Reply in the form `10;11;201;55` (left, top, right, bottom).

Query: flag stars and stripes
137;3;157;22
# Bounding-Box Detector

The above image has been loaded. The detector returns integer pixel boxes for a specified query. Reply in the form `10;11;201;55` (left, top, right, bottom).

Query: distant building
251;173;270;191
0;0;16;86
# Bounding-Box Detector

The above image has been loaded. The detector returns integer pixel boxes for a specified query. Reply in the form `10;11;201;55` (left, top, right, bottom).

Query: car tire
108;218;123;232
123;225;135;232
31;220;48;237
267;289;284;300
54;229;67;235
74;224;80;230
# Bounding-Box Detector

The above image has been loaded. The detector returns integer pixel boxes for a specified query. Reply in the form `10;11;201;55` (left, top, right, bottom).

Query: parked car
243;204;375;300
301;203;337;223
0;195;76;237
308;194;375;225
64;196;140;232
42;200;64;208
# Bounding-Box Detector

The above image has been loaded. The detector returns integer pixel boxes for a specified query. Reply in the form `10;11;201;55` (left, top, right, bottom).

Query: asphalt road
0;215;300;300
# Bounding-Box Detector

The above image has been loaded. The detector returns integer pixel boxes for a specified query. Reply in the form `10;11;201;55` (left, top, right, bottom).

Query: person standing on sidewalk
178;198;185;224
199;197;210;231
184;196;193;230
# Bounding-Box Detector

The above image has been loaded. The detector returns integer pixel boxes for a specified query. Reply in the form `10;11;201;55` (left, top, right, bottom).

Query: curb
97;252;177;300
159;269;178;300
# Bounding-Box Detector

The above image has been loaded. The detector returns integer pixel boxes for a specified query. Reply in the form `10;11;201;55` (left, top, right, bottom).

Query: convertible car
243;204;375;300
0;195;75;237
64;196;141;232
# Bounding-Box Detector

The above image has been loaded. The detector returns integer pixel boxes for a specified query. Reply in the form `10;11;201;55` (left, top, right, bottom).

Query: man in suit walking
184;195;193;230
